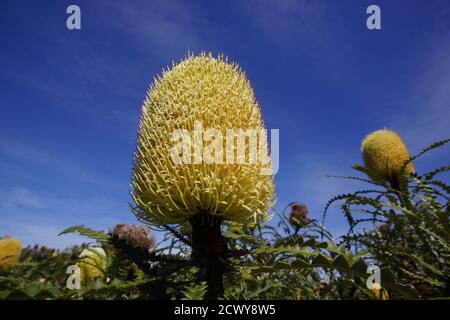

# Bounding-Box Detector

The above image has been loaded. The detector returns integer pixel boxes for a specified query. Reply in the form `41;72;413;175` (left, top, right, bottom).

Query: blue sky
0;0;449;248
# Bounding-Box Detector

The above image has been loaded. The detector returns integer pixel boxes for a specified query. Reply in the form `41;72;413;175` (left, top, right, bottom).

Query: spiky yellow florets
77;247;107;284
131;53;275;225
361;129;415;184
372;283;389;300
0;237;22;267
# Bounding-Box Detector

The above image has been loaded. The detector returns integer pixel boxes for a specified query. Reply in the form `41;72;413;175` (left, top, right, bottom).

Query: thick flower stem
190;214;227;300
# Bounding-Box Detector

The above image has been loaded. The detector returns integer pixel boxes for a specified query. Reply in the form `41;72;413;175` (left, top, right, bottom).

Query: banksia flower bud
111;224;157;279
0;237;22;267
361;129;415;185
112;224;156;250
288;203;309;228
77;247;107;284
131;53;275;226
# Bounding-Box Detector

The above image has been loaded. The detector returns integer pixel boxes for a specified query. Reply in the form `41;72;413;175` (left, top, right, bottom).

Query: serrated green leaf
59;225;110;243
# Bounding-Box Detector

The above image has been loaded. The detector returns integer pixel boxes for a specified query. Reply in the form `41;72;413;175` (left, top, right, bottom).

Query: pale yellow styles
131;53;275;225
77;247;107;284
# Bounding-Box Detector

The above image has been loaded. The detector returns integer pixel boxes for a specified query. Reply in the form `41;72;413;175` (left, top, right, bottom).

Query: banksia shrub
130;53;276;299
0;237;22;267
131;53;275;226
361;129;414;186
77;247;107;284
326;134;450;298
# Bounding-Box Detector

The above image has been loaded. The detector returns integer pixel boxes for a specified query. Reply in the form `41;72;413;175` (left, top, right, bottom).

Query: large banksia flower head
131;53;276;226
77;247;107;284
112;224;156;251
361;129;415;185
0;237;22;267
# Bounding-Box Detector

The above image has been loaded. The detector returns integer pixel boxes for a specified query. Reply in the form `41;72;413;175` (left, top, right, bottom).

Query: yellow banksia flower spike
77;247;107;284
131;53;276;226
0;237;22;267
372;283;389;300
361;129;415;185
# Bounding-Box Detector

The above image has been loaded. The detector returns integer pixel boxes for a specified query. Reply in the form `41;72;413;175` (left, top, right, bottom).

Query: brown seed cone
289;203;309;228
112;224;156;250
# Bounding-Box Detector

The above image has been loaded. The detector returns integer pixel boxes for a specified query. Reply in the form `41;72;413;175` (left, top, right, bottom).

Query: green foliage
324;138;450;299
0;209;422;300
0;245;80;299
1;138;447;300
0;218;372;300
181;282;208;300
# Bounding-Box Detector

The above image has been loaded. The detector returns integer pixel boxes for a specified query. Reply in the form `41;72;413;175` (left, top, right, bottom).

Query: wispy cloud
0;184;135;248
389;42;450;152
102;0;204;56
0;138;124;190
0;137;134;249
0;187;44;210
0;221;88;249
386;32;450;162
241;0;332;45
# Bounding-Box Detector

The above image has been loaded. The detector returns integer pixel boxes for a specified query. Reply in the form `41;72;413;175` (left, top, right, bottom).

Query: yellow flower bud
0;237;22;267
361;129;414;184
